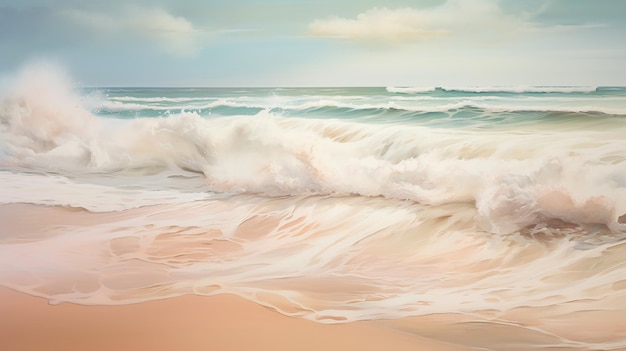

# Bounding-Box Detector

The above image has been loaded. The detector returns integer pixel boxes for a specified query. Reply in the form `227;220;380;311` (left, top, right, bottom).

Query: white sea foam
95;98;255;112
442;86;599;93
387;85;599;94
0;171;209;211
93;95;626;116
110;96;214;103
386;86;438;94
2;65;626;233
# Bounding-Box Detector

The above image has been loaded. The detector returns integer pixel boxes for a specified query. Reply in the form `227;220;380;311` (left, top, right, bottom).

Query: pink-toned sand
0;203;463;350
0;287;469;351
4;205;624;350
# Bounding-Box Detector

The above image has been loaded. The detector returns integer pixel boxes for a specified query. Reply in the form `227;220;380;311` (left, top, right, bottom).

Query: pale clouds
62;7;202;56
309;0;534;43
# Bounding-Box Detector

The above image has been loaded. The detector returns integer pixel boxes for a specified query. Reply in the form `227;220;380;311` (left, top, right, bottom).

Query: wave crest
2;66;625;234
387;86;599;94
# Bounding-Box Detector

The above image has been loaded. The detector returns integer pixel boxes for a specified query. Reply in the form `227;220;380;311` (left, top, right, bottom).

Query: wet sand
2;203;466;351
3;205;626;351
0;287;469;351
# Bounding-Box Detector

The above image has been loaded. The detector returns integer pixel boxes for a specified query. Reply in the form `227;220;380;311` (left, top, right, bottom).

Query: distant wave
110;96;214;103
95;98;259;112
442;86;599;93
94;99;626;116
387;86;599;94
288;100;626;115
386;86;438;94
448;102;626;115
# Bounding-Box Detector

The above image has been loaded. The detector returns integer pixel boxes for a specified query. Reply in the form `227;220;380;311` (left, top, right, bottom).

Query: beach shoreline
2;80;626;351
0;287;470;351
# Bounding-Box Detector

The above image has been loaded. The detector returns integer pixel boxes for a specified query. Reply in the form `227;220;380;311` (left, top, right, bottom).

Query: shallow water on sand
2;199;626;350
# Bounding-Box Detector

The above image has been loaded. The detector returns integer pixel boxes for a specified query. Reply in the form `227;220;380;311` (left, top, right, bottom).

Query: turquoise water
92;86;626;122
2;68;626;350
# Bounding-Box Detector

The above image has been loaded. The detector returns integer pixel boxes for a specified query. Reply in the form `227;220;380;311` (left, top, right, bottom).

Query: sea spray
2;74;625;231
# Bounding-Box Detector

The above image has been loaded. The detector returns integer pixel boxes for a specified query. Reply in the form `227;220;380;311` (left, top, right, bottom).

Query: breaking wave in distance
387;86;599;94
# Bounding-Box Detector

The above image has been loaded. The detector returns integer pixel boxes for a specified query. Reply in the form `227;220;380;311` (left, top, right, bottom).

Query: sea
1;67;626;350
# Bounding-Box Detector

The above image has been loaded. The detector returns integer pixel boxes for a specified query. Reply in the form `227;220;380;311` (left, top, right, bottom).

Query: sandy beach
2;201;626;350
0;287;469;351
2;74;626;351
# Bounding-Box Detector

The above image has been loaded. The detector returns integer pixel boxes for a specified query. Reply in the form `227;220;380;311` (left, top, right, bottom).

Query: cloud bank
309;0;534;43
62;7;202;56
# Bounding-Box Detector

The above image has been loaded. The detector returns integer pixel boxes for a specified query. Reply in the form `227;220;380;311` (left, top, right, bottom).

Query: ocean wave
452;102;626;115
288;100;626;115
390;95;505;101
443;86;599;93
0;171;210;212
3;113;626;234
110;96;215;103
297;101;626;115
95;98;259;112
386;86;438;94
2;66;626;234
387;86;599;94
93;98;626;116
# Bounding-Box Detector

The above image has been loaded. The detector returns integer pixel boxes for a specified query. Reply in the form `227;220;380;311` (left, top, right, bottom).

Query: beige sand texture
0;287;471;351
2;204;626;351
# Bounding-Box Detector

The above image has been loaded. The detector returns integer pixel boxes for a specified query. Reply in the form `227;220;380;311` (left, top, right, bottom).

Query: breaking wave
1;66;625;234
387;86;599;94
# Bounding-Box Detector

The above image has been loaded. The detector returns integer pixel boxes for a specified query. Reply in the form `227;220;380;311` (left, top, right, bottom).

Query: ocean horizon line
85;85;626;89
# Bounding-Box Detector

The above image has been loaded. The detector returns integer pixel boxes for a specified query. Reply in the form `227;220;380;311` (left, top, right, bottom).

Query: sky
1;0;625;87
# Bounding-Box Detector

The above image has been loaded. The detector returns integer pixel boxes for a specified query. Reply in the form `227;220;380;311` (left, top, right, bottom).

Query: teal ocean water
2;67;626;349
